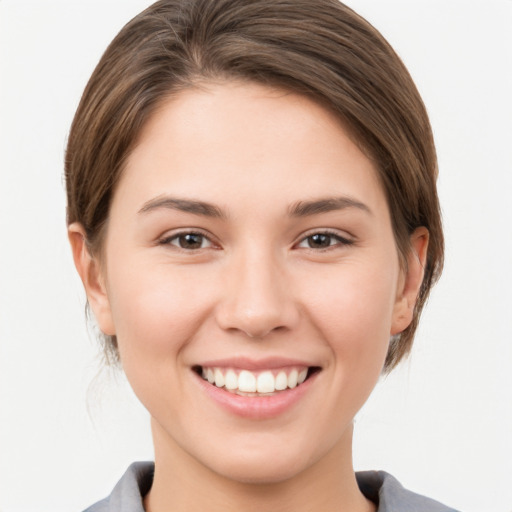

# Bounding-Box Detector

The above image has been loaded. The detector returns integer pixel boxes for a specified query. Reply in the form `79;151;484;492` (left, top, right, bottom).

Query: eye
297;231;353;249
160;232;213;250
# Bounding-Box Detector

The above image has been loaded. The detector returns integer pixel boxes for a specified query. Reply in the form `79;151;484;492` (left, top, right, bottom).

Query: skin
69;81;428;512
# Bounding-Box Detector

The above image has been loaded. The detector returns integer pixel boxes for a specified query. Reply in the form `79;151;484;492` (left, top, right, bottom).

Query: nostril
215;273;301;339
244;325;285;339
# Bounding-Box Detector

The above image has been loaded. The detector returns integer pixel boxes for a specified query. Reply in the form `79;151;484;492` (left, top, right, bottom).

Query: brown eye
162;232;213;250
178;233;205;249
297;231;353;250
307;233;333;248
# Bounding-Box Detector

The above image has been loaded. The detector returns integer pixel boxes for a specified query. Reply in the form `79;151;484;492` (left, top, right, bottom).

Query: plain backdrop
1;1;511;511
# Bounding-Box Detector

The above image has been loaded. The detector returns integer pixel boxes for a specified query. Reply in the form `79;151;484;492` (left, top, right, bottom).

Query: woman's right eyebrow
138;196;226;219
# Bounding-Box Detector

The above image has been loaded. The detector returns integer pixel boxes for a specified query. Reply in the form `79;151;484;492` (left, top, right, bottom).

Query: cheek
304;261;398;369
104;261;220;420
106;260;215;360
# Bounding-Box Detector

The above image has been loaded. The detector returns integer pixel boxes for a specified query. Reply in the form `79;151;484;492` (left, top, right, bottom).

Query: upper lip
195;356;320;371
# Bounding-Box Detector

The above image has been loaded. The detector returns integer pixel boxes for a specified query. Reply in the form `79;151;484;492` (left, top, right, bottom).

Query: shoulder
356;470;460;512
83;462;154;512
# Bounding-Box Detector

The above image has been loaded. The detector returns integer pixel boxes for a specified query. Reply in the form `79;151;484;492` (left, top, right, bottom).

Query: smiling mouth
193;366;321;396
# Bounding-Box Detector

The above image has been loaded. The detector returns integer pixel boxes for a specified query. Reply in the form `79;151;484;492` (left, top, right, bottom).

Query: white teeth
200;366;312;394
225;370;238;390
257;371;275;393
275;371;288;391
214;368;225;388
288;369;298;388
238;370;257;392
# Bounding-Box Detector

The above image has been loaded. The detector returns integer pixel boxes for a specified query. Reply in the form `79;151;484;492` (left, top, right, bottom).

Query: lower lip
194;371;319;420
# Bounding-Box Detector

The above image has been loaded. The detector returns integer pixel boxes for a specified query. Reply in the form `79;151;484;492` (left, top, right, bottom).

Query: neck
144;419;375;512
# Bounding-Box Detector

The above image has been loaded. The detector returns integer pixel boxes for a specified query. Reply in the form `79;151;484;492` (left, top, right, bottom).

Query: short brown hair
65;0;444;371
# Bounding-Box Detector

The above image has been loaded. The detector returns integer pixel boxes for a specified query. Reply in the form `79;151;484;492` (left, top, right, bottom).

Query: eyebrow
288;196;372;217
138;196;225;219
138;195;371;219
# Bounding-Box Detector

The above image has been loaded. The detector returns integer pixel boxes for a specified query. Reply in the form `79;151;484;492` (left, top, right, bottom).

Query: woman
66;0;456;510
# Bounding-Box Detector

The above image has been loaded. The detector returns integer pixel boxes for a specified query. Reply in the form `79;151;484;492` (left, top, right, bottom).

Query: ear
68;223;116;336
391;227;429;335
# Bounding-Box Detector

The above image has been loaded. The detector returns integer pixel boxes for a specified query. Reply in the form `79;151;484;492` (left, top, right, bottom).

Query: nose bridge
216;243;298;338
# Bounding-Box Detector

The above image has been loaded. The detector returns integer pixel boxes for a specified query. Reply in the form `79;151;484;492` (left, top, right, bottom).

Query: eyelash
296;229;354;250
158;229;354;251
158;230;215;250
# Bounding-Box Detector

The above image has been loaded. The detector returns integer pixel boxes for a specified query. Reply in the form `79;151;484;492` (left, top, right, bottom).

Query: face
74;82;425;484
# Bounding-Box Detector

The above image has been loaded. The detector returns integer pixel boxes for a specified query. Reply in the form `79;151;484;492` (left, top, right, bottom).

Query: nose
215;249;300;339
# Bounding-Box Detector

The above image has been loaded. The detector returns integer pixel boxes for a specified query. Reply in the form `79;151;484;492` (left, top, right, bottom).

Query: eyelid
294;228;355;249
156;227;353;251
158;228;220;250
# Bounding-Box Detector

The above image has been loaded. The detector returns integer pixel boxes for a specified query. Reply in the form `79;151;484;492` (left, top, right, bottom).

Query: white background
0;1;511;511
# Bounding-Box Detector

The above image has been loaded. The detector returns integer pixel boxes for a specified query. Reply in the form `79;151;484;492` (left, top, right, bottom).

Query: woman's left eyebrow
288;196;372;217
138;196;226;218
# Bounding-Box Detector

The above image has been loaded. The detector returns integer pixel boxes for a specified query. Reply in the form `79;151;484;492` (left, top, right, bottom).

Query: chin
212;455;308;485
197;433;330;485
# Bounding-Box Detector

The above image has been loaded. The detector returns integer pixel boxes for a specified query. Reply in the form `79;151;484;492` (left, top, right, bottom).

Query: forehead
115;81;386;217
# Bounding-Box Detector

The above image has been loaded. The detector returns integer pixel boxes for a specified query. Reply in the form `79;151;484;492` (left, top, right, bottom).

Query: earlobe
68;223;116;336
391;227;429;335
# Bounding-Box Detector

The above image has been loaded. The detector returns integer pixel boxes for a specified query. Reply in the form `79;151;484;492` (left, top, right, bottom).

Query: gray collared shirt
84;461;460;511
